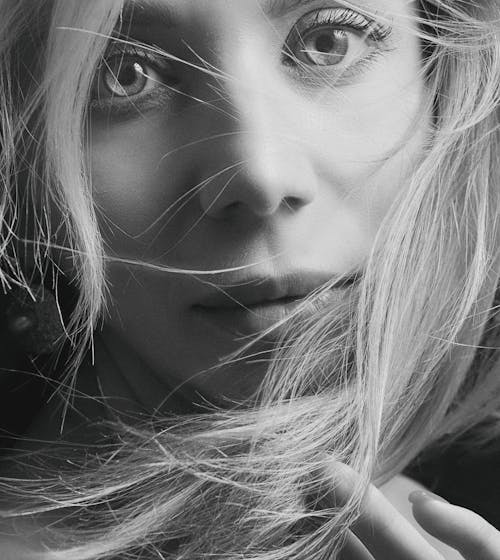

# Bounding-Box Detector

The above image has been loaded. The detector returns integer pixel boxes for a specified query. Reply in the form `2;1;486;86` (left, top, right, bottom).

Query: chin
171;358;269;408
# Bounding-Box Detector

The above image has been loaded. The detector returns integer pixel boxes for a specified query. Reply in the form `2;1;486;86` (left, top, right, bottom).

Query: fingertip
408;490;449;506
409;491;454;532
408;490;427;505
409;491;460;542
409;494;500;557
409;493;457;546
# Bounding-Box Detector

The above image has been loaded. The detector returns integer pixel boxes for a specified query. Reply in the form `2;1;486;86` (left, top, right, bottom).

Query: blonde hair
1;0;500;558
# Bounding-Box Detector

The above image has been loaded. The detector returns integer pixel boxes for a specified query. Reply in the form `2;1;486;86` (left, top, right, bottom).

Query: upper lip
195;270;361;309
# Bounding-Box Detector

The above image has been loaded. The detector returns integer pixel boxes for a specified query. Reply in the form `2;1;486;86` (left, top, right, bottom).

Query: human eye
90;41;179;117
282;7;393;83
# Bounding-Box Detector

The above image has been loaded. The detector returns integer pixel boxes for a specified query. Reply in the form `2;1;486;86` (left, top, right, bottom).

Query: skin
67;0;500;558
89;0;428;405
338;472;500;559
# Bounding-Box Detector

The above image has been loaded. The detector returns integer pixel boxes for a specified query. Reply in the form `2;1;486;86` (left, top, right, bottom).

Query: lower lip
193;287;354;341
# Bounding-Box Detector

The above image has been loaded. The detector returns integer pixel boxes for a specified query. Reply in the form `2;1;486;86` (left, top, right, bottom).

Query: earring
4;283;65;356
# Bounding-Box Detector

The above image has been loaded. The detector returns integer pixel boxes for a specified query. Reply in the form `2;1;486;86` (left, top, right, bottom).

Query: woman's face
89;0;429;404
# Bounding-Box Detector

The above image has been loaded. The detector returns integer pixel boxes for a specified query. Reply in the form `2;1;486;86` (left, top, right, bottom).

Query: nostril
283;196;307;211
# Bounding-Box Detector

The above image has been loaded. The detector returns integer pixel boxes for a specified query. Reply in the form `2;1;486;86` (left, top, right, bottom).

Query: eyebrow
120;0;323;28
121;0;176;29
266;0;315;18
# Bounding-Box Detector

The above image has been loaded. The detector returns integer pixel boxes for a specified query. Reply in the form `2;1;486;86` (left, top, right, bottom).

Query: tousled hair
0;0;500;558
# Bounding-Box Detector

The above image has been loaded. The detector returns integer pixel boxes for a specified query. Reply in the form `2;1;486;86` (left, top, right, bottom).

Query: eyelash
90;43;177;116
282;8;393;78
89;8;393;116
293;7;392;43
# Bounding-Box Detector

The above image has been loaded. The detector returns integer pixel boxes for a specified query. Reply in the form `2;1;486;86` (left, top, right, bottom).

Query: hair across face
0;1;500;558
0;0;498;471
85;0;430;404
34;0;499;459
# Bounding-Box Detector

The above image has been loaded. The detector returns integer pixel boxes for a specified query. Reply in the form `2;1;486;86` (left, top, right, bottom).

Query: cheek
89;118;179;243
317;106;428;244
303;27;425;153
299;41;428;225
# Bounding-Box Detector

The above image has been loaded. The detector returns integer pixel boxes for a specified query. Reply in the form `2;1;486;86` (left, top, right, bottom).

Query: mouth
192;270;361;338
195;270;360;308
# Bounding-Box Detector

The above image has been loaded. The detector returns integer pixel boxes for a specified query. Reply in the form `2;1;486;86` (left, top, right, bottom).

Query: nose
188;65;317;220
197;134;317;219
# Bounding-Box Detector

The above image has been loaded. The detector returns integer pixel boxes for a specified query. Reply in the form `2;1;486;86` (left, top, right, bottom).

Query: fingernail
408;490;449;505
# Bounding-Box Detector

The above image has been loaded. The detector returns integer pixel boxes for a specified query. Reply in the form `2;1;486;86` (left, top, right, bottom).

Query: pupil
118;62;141;86
315;34;335;53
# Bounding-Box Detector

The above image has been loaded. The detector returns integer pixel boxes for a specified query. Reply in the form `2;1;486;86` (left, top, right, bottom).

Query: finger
410;491;500;560
321;464;444;560
338;531;374;560
351;483;445;560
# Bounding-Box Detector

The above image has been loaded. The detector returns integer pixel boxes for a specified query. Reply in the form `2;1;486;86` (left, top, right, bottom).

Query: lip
192;270;360;339
195;271;360;309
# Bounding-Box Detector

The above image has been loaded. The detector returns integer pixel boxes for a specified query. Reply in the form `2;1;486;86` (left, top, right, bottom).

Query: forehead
121;0;414;25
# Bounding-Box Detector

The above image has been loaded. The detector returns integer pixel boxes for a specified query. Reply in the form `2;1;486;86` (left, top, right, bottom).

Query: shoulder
380;474;462;559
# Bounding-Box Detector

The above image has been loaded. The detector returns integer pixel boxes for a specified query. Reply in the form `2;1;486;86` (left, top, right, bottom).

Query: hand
410;490;500;560
329;468;500;559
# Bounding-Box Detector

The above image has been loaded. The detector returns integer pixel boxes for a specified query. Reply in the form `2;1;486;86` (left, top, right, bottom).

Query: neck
20;329;196;450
